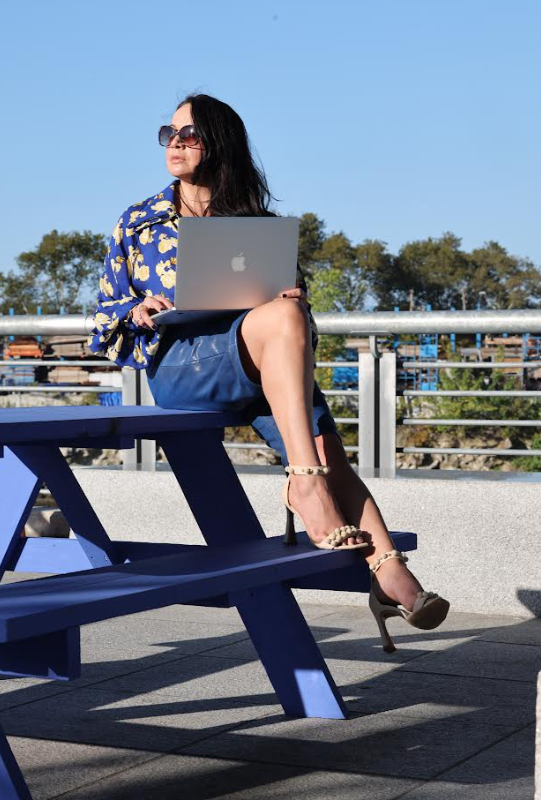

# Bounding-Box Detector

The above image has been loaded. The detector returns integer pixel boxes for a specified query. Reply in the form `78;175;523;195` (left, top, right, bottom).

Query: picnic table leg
159;430;266;544
0;448;41;578
236;583;348;719
0;724;32;799
9;445;118;569
161;431;348;719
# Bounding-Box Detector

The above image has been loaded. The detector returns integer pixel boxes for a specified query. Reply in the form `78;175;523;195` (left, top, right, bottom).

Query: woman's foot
369;555;424;612
288;473;364;547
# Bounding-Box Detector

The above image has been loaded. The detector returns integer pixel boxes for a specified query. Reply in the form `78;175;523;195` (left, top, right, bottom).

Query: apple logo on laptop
231;253;247;271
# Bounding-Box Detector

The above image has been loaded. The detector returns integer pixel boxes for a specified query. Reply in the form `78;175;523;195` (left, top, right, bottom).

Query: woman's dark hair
177;93;277;217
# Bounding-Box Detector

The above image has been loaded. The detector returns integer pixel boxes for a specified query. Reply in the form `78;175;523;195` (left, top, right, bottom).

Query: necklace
176;183;209;216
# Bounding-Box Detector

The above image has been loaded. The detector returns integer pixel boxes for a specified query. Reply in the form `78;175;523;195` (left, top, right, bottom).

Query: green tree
0;230;107;314
297;213;367;311
314;233;367;312
363;231;541;311
297;214;366;455
466;242;541;309
297;213;326;280
386;232;468;310
356;239;395;308
309;266;345;388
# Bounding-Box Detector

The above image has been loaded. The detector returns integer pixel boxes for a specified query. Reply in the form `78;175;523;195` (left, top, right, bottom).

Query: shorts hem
228;309;264;393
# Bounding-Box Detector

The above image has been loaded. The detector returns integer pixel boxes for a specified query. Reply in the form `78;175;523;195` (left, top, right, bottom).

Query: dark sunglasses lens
158;125;175;146
179;126;199;147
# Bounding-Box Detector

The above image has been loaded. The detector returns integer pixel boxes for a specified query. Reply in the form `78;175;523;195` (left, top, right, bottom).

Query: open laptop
151;216;300;325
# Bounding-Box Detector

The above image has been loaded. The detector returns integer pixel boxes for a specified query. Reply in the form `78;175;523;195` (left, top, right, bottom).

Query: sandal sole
408;597;450;630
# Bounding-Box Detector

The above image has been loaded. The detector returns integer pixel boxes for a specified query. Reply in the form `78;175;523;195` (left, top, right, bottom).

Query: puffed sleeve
87;216;161;369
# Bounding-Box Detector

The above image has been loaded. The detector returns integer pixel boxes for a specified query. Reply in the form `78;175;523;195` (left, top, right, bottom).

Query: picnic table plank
0;538;364;642
13;532;416;580
0;406;251;444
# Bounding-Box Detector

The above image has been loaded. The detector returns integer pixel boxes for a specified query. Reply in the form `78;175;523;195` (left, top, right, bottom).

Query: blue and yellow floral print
88;181;318;369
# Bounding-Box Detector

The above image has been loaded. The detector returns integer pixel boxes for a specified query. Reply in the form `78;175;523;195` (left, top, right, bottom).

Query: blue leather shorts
146;309;341;467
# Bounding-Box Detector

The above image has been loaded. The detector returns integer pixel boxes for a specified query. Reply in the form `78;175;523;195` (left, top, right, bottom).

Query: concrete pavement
0;597;537;799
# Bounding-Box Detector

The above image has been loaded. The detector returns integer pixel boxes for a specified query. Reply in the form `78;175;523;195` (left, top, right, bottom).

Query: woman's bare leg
237;298;424;608
238;299;361;545
314;432;424;610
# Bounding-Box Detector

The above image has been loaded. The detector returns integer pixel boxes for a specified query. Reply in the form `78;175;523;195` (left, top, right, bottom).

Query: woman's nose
169;133;185;148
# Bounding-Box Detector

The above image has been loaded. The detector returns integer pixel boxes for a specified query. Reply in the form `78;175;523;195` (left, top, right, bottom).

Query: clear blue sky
1;0;540;277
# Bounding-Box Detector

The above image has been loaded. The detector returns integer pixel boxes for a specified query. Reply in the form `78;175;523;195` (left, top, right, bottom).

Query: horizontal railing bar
321;389;359;396
315;362;359;369
400;390;541;397
2;309;541;336
222;442;359;453
0;360;118;367
222;443;274;450
0;385;118;393
332;418;358;424
400;446;541;456
399;361;541;369
401;418;541;427
0;314;94;336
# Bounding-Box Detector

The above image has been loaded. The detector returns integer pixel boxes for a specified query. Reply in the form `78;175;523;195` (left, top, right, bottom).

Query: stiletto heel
280;464;368;551
283;506;297;546
369;590;397;653
369;550;450;652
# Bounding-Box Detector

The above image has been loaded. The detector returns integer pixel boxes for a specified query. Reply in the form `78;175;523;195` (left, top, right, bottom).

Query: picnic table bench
0;406;417;799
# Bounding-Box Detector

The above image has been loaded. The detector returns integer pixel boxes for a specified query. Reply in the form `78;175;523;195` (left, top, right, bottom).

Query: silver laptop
152;216;300;325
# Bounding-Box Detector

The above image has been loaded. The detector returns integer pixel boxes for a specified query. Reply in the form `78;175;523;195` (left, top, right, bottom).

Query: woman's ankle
289;472;329;495
372;560;423;609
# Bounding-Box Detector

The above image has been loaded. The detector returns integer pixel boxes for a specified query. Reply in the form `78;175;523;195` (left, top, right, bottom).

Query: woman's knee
242;299;309;347
274;299;311;339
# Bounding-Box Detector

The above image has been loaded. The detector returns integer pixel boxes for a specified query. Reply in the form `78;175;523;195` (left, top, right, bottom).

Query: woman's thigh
237;299;310;384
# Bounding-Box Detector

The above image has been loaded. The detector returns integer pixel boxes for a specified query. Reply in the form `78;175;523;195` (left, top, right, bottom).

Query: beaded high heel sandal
281;464;368;550
369;550;450;653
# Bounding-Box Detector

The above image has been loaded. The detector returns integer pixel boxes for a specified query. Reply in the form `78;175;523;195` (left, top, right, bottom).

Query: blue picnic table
0;405;416;799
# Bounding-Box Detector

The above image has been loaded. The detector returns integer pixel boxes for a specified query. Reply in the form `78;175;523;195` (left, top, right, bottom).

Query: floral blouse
88;181;318;370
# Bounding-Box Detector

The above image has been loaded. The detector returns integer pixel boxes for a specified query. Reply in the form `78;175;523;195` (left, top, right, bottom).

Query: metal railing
1;309;541;472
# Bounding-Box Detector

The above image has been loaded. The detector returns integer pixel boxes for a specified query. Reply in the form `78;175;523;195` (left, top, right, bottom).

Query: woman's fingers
153;295;174;309
278;287;301;298
143;295;172;312
133;295;173;329
276;287;308;306
138;306;158;330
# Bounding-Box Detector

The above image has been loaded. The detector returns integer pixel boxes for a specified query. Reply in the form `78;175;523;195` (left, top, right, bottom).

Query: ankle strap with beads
369;550;408;574
285;465;331;476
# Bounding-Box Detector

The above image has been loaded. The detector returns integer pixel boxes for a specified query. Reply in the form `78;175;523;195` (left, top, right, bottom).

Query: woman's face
165;103;205;183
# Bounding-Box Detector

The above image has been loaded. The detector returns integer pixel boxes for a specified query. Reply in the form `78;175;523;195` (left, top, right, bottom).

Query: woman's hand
275;287;309;308
131;295;174;330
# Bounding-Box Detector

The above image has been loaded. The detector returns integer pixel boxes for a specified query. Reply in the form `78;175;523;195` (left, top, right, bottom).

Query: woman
88;93;449;651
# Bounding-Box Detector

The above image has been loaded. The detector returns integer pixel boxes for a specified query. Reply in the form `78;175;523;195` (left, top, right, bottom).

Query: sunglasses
158;124;201;148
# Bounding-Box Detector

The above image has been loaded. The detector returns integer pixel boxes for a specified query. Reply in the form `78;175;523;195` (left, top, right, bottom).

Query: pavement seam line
389;720;536;798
